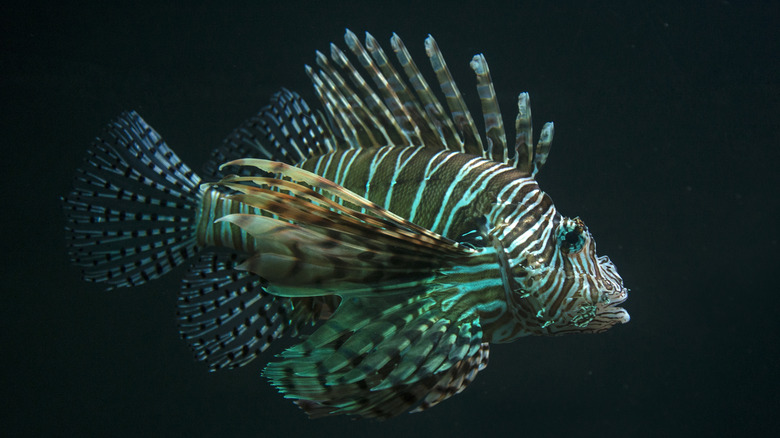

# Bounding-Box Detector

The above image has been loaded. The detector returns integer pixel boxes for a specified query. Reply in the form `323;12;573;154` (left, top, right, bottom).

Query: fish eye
563;230;580;246
557;218;586;253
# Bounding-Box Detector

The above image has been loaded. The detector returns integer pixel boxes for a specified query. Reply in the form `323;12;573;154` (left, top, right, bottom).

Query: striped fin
220;159;466;253
203;89;333;179
63;111;202;289
470;54;507;163
308;31;489;157
311;45;396;148
534;121;555;175
233;31;555;174
263;294;488;419
344;30;421;146
177;251;290;370
513;92;555;176
412;340;489;413
424;35;484;157
390;33;461;150
363;32;443;147
177;251;342;370
210;159;471;296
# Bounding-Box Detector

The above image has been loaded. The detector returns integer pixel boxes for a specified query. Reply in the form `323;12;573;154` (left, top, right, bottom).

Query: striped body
194;144;626;343
301;146;516;237
195;187;260;253
64;30;629;419
300;146;545;343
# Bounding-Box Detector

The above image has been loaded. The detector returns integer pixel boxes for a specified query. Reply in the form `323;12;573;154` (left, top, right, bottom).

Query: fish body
63;30;629;419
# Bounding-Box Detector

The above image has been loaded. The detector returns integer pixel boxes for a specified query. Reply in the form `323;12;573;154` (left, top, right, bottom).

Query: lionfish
63;30;629;419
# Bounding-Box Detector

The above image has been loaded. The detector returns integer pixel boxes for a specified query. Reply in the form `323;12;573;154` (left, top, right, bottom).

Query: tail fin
63;111;202;289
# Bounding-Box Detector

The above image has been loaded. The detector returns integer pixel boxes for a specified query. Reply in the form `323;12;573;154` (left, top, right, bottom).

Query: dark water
2;1;778;436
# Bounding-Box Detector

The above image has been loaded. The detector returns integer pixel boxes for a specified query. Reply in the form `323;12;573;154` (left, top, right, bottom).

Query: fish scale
63;29;629;419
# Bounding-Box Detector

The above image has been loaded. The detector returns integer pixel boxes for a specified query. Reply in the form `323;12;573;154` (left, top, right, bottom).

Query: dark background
2;1;778;436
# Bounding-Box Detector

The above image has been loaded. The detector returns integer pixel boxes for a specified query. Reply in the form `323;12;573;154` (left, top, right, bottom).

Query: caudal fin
63;111;202;289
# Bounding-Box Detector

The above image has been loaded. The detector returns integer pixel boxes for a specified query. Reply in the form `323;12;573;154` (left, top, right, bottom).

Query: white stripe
408;150;457;223
472;300;508;323
439;278;503;313
384;146;424;209
336;148;361;188
430;156;484;233
365;146;394;201
441;163;512;236
487;177;535;221
506;206;556;254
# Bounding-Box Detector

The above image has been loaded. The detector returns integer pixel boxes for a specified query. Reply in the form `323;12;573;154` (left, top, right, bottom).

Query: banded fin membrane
203;89;333;179
63;111;202;289
309;30;556;175
178;251;342;370
264;295;489;419
177;251;291;370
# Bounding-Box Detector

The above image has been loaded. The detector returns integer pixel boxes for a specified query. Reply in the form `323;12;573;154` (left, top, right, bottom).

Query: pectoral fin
211;160;472;297
263;294;489;419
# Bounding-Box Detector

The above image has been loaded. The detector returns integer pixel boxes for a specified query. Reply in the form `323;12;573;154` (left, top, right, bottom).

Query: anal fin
177;252;291;370
178;251;343;370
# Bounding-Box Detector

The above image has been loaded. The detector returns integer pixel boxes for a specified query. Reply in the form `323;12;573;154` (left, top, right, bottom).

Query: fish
63;30;629;419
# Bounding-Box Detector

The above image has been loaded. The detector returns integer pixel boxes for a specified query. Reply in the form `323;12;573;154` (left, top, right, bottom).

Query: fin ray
178;251;290;370
263;294;488;419
424;35;484;156
63;111;201;288
204;89;332;179
470;54;508;163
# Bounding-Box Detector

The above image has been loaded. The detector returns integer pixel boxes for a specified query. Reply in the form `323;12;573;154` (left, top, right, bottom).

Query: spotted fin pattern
177;251;290;370
203;89;333;179
63;111;201;288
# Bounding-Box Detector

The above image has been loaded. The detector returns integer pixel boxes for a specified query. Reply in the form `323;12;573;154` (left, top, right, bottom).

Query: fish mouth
594;255;630;325
603;279;629;306
611;287;629;305
600;284;630;325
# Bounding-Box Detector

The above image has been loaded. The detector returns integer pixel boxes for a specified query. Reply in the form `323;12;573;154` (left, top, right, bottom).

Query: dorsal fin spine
390;33;457;150
365;32;430;144
324;45;390;147
469;54;508;163
335;35;403;146
347;30;420;146
298;31;554;174
424;35;484;156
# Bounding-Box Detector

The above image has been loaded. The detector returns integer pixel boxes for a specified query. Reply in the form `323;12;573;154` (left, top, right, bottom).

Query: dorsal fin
469;54;507;163
209;31;556;175
305;30;555;174
512;92;555;176
423;35;484;156
390;33;461;150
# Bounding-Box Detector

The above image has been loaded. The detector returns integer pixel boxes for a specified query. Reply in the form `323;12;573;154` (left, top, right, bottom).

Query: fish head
517;215;630;334
492;211;630;337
